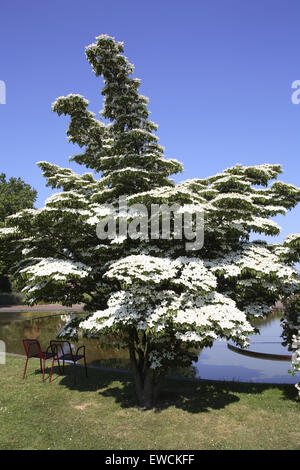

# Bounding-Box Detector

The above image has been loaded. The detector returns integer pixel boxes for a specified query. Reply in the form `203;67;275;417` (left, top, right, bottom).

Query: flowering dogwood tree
280;238;300;395
1;36;300;407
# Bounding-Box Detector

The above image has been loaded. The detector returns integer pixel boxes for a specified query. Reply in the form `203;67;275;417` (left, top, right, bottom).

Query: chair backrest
23;339;43;358
50;340;73;358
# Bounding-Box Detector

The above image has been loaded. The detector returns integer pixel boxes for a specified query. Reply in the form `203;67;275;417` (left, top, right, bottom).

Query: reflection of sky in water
194;318;298;384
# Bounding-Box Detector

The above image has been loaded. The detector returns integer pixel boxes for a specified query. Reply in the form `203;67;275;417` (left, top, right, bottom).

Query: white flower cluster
104;255;181;285
206;243;298;284
104;255;218;294
172;258;217;292
0;227;20;237
78;279;254;358
19;258;91;281
291;333;300;370
291;332;300;396
148;349;176;370
284;233;300;245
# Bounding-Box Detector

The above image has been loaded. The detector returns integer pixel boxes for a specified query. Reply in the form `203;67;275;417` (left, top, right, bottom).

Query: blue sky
0;0;300;243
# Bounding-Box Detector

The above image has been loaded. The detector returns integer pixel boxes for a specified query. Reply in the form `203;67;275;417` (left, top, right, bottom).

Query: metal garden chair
50;340;88;381
22;339;58;382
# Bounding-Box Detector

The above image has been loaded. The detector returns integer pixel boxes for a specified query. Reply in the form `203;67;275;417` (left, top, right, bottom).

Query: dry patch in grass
73;403;93;411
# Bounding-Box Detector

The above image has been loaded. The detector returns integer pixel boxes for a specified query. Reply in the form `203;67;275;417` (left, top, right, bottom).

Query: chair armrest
76;345;86;356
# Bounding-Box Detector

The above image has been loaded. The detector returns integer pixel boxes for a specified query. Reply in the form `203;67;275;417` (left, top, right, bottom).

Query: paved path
0;304;84;313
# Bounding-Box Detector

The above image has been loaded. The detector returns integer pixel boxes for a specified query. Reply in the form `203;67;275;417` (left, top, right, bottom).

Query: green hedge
0;292;23;306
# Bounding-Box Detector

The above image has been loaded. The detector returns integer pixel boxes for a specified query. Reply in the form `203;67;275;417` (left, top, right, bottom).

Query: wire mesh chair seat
58;352;83;362
50;340;88;380
22;339;58;382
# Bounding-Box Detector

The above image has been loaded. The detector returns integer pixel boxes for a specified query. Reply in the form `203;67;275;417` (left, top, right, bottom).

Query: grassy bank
0;356;299;450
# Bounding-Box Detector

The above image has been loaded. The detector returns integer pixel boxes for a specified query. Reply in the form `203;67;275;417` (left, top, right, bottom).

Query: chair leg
23;358;29;379
73;362;77;384
84;356;88;378
57;358;62;374
42;358;46;381
49;358;55;382
40;358;43;373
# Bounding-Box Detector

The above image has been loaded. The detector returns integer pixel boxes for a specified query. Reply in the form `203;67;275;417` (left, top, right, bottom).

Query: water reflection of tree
1;315;69;355
1;313;199;377
0;314;131;368
251;310;283;329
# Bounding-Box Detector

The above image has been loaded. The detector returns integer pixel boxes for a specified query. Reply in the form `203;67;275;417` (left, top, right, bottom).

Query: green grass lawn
0;356;299;450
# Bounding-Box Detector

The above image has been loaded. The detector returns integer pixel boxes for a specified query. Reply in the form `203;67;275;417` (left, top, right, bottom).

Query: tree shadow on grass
53;362;299;413
146;378;298;413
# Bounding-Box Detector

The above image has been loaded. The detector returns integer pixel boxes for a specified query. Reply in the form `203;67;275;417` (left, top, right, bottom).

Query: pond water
194;315;296;384
0;310;298;384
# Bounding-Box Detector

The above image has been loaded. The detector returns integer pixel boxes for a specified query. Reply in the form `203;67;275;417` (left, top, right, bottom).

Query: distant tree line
0;173;37;292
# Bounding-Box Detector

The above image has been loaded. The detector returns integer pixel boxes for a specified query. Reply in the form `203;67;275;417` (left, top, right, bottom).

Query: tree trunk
133;366;163;409
129;336;163;409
